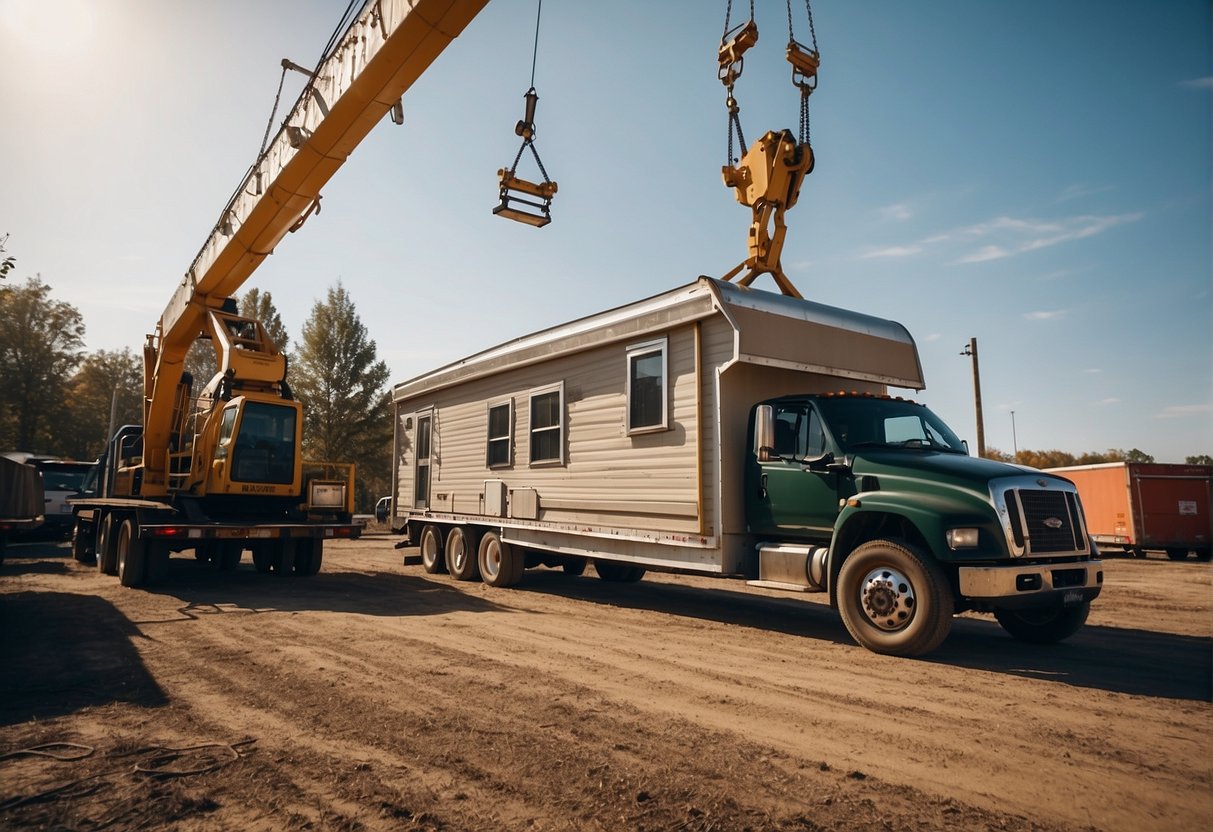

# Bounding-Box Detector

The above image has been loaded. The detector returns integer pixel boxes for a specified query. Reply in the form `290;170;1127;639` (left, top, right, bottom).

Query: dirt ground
1;535;1209;831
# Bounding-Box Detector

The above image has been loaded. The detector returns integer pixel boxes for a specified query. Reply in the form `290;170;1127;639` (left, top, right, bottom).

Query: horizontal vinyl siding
396;324;704;534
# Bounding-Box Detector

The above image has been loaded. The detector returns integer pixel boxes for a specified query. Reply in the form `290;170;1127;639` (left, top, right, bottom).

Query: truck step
746;579;824;594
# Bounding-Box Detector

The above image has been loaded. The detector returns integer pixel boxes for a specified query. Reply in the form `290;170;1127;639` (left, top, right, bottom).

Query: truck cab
746;392;1103;655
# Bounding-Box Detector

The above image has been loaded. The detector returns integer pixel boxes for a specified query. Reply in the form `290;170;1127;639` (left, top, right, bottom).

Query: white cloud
859;244;922;259
861;210;1143;266
955;245;1010;264
1156;403;1213;419
1057;183;1114;202
1024;309;1065;321
880;203;913;222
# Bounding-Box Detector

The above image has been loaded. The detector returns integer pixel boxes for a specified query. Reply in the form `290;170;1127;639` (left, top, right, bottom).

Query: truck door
749;402;840;541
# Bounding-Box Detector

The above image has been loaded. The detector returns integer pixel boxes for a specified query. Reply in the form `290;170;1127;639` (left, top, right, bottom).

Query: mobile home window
529;384;564;465
486;400;513;468
626;338;668;433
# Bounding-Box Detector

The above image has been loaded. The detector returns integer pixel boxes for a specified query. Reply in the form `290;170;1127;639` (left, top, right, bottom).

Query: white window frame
413;409;433;509
528;382;565;466
625;337;669;435
486;398;514;469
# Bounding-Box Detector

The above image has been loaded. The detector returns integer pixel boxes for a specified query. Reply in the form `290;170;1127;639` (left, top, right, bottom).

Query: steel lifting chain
786;0;820;146
719;0;756;165
719;0;820;158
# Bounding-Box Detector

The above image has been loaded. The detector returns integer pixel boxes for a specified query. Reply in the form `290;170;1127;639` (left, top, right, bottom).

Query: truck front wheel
837;539;954;657
994;603;1089;644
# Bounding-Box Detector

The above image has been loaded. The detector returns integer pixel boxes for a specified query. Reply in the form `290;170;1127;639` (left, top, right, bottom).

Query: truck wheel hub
858;567;915;631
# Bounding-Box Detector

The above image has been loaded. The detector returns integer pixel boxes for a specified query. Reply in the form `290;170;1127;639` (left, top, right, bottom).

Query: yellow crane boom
141;0;489;494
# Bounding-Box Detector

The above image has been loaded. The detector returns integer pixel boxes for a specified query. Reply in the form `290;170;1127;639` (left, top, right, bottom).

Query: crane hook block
718;20;759;87
786;42;820;89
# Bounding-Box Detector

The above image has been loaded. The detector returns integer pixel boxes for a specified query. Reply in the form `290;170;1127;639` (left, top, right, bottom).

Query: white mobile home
390;277;923;576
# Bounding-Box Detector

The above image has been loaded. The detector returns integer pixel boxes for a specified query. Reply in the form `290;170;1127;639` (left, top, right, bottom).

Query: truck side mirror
754;405;775;462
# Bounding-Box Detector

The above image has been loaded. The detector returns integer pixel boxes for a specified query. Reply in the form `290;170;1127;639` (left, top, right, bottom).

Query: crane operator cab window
226;402;297;484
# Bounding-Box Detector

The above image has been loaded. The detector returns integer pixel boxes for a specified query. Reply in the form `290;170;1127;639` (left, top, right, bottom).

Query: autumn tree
0;277;85;451
290;282;391;510
63;348;143;460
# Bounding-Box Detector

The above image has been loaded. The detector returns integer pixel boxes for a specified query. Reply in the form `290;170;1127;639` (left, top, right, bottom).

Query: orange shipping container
1045;462;1212;561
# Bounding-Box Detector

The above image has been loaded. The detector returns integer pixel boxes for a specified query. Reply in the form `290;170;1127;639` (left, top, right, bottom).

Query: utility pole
960;337;986;457
1011;410;1018;460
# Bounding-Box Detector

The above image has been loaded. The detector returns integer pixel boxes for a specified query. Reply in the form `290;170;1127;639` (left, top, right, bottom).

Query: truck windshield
815;397;967;454
231;402;297;484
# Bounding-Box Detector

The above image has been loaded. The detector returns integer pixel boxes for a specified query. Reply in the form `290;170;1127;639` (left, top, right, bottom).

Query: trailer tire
117;518;148;588
1165;548;1190;561
252;542;280;573
446;526;480;582
96;513;119;575
593;560;646;583
419;525;446;574
994;602;1089;644
295;539;324;576
562;557;588;576
1195;549;1212;563
146;541;170;584
71;520;95;564
218;542;243;571
836;539;953;657
478;531;522;587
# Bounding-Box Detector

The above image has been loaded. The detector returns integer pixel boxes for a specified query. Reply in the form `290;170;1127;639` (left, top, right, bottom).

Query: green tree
0;277;85;451
63;348;143;460
1124;448;1155;464
291;282;392;510
240;288;289;352
1186;454;1213;465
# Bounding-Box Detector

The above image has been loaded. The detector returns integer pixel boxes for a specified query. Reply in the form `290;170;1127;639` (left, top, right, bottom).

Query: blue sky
1;0;1209;461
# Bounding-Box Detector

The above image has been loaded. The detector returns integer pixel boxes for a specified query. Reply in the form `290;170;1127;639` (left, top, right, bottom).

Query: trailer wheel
96;513;119;575
1195;549;1212;563
116;518;148;588
446;526;481;582
217;542;243;571
71;520;95;564
836;539;954;657
478;531;522;587
419;525;446;574
252;542;280;573
563;557;588;576
295;539;324;576
994;602;1089;644
146;541;171;584
1165;548;1190;561
593;560;646;583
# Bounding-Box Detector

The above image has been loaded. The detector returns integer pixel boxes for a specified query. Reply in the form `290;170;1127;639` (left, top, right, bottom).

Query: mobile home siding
397;324;705;534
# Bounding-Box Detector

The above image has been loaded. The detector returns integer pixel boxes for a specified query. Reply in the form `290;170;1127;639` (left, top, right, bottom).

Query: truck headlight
309;481;346;509
946;528;980;549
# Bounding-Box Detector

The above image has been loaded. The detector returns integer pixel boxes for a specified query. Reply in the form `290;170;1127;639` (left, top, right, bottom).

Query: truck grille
1004;489;1088;555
